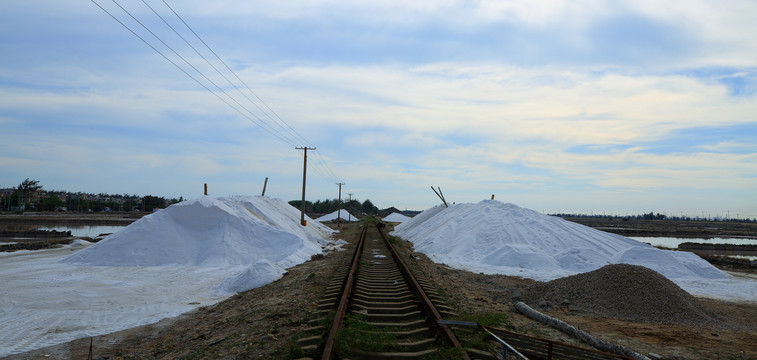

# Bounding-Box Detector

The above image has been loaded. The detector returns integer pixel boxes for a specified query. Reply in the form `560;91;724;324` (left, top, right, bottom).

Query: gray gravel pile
522;264;721;326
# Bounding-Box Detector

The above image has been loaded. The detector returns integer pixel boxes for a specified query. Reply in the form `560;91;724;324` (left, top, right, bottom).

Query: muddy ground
2;218;757;360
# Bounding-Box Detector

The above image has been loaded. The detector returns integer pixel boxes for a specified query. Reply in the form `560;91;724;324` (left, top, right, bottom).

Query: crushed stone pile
522;264;720;326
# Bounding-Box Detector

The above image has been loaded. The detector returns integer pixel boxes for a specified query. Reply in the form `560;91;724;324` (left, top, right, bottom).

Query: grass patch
450;312;511;351
454;311;510;328
425;346;465;359
334;314;400;355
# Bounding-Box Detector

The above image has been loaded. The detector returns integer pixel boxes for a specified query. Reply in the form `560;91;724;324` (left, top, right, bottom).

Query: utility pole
348;193;353;221
336;183;345;228
296;147;316;226
261;177;269;196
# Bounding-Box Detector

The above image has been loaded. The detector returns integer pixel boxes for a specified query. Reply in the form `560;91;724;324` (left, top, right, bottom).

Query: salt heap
64;196;335;292
383;212;411;223
316;210;358;222
391;200;727;283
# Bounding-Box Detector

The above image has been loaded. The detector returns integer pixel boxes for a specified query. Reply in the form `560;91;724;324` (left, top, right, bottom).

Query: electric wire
93;0;296;146
92;0;343;183
312;151;341;183
141;0;305;148
108;0;297;147
160;0;315;149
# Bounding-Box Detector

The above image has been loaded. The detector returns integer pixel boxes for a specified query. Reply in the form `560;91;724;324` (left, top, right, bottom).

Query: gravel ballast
522;264;723;327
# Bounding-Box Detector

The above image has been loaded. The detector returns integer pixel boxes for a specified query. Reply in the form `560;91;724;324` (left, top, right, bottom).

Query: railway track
297;223;478;359
296;222;638;360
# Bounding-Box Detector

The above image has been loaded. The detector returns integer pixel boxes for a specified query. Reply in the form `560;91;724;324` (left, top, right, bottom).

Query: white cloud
2;0;756;217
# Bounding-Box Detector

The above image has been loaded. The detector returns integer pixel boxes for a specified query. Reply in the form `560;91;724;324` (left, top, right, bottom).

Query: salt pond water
631;236;757;249
37;225;126;237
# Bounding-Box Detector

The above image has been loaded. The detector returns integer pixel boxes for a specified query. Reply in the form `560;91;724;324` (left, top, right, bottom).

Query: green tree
288;200;313;213
10;178;43;210
38;196;64;211
361;199;378;215
143;195;167;211
18;178;42;192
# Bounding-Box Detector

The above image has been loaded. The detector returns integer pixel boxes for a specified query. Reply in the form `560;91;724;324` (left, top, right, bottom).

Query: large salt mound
63;196;335;292
383;212;411;223
391;200;727;282
316;210;358;222
522;264;719;326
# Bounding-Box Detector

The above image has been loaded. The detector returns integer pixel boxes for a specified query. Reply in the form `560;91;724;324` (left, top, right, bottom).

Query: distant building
0;188;14;199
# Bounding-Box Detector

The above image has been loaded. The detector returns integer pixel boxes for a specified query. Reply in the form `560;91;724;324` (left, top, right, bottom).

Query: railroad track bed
296;224;485;359
295;223;637;360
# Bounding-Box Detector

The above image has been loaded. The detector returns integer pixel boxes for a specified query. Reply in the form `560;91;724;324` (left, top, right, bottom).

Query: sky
1;0;756;218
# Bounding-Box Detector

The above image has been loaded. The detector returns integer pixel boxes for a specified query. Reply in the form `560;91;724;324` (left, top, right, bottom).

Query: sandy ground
3;222;757;360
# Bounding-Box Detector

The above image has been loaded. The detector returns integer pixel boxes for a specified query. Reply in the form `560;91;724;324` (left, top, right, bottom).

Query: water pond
36;225;126;237
630;236;757;249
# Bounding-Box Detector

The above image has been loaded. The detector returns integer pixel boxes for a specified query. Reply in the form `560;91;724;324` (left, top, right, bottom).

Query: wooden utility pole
336;182;345;228
348;193;353;221
261;177;269;196
296;147;316;226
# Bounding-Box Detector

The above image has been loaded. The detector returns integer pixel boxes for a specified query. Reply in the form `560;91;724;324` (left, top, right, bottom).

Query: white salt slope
391;200;757;300
1;245;234;357
383;212;411;223
64;195;332;267
316;209;358;222
1;196;339;357
64;195;335;291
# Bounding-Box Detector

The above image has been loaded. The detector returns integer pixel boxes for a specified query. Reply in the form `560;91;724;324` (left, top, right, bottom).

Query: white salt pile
383;212;411;223
0;196;337;357
65;196;332;266
316;209;358;222
392;200;757;300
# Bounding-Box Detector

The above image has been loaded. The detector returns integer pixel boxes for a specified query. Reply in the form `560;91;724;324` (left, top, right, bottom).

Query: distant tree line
289;198;379;216
552;211;756;223
1;178;182;212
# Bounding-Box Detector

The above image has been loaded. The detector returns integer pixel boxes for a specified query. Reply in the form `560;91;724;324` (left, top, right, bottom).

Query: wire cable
160;0;315;148
92;0;296;145
140;0;302;147
109;0;296;146
93;0;344;183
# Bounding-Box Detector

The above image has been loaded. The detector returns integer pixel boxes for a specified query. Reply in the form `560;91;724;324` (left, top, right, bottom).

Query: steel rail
377;226;472;360
320;224;367;360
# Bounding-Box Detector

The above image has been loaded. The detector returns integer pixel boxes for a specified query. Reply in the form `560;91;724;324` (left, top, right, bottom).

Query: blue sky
1;0;756;218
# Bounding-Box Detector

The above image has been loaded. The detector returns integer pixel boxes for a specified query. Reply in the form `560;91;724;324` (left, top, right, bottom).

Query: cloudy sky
1;0;755;218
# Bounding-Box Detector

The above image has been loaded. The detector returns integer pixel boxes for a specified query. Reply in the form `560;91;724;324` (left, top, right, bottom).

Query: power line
142;0;306;147
92;0;344;183
92;0;297;145
160;0;314;148
108;0;297;146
